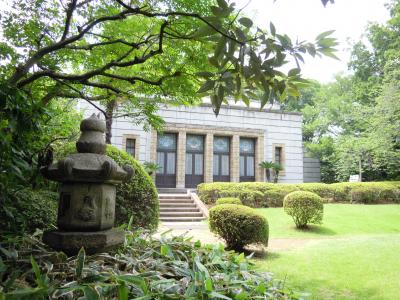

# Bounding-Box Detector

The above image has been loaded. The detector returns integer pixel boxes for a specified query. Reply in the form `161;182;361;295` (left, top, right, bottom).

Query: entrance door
185;135;204;188
156;133;177;188
213;136;230;182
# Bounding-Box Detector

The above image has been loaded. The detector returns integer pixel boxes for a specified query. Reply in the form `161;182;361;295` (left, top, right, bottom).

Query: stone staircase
159;194;207;222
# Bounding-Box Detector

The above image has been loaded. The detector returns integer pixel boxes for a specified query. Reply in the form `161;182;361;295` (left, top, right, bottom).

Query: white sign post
349;175;360;182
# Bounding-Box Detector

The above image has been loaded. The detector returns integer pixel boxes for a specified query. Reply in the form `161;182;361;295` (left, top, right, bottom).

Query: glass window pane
126;138;135;156
185;154;192;175
240;155;245;176
214;136;230;153
194;154;203;175
156;152;164;174
166;153;176;174
186;135;204;152
157;133;176;150
213;155;219;176
221;155;229;176
275;147;282;164
240;138;255;154
247;156;254;177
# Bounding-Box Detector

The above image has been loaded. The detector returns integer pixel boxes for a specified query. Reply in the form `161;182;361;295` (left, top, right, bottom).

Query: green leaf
76;247;85;278
117;283;129;300
255;282;266;293
320;48;340;60
197;80;215;93
204;278;213;292
239;17;253;28
30;256;45;288
196;72;214;78
316;29;335;40
193;25;216;38
160;244;171;256
83;286;100;300
270;22;276;36
217;0;228;9
288;68;301;77
214;37;227;60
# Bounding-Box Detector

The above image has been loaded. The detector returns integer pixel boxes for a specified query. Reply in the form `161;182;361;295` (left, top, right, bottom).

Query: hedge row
197;181;400;207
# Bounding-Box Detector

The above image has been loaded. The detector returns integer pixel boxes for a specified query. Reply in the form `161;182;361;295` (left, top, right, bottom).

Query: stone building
79;101;320;189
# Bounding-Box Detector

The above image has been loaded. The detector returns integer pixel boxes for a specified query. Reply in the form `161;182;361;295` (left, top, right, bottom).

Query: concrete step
159;194;191;200
157;188;188;194
160;203;197;208
160;207;200;212
160;212;204;218
160;216;206;222
160;199;194;203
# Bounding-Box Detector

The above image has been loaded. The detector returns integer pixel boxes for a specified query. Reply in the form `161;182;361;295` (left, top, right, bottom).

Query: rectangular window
221;155;229;176
240;156;245;177
275;146;282;165
213;155;219;176
247;156;254;176
126;138;136;157
194;154;203;175
166;152;176;174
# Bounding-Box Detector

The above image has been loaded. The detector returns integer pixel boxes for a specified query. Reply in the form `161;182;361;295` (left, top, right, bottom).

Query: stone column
204;133;214;183
176;131;186;188
230;135;240;182
149;130;158;181
255;135;265;182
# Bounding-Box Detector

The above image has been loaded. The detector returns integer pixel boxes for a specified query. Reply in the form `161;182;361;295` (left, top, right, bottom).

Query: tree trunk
105;100;117;144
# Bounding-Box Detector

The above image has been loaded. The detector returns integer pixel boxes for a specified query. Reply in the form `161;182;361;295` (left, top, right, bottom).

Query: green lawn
254;204;400;300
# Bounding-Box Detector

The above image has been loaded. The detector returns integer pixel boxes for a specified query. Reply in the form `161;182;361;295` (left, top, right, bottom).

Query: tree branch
60;0;78;41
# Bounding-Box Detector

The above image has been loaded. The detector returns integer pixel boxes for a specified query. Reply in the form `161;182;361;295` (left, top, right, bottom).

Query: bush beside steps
209;204;269;251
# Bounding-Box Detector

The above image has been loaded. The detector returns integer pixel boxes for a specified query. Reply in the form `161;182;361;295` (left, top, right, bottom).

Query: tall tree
0;0;336;189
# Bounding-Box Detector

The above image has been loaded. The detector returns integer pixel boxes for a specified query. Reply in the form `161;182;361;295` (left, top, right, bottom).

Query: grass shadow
293;225;337;236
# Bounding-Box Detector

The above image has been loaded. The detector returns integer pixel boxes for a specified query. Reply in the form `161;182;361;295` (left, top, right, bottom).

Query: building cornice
199;103;302;116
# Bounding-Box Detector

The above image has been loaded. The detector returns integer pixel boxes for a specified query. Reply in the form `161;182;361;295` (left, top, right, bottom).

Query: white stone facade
80;102;305;184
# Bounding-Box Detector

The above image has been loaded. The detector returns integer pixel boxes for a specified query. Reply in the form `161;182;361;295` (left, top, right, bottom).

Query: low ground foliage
0;230;298;299
198;181;400;207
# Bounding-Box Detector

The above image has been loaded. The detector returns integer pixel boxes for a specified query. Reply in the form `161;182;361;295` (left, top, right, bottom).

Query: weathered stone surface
43;228;124;255
57;183;116;231
42;114;131;255
77;113;107;154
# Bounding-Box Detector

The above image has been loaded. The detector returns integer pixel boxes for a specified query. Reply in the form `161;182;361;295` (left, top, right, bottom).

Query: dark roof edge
199;103;302;116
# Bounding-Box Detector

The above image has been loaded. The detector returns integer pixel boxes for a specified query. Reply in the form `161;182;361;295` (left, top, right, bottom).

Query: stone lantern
41;114;133;255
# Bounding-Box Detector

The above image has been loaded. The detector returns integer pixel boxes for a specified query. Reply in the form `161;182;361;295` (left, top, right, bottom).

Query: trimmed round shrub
209;204;269;251
0;188;58;234
216;197;242;205
57;143;159;231
283;191;323;229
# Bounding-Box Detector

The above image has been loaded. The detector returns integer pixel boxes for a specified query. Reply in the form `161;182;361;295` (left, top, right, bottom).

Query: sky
235;0;390;82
